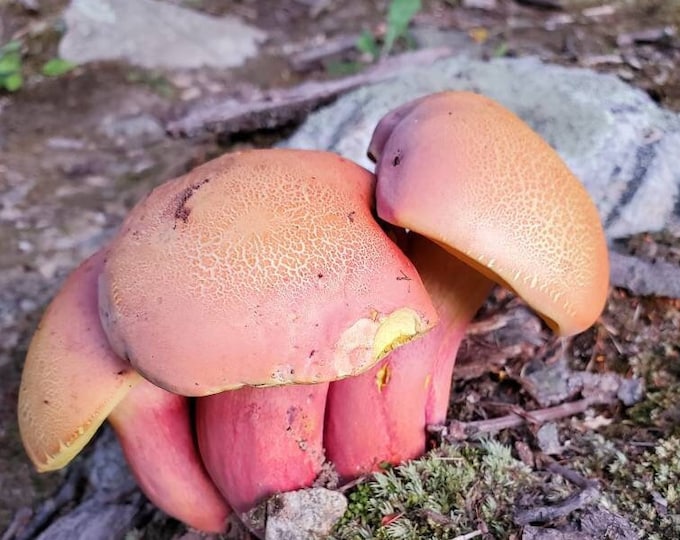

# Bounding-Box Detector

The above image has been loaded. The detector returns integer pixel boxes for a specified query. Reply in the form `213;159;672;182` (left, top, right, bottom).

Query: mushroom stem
196;383;328;535
325;234;493;478
109;380;231;533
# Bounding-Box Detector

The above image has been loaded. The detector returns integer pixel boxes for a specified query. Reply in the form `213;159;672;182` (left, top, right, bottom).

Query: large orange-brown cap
18;249;141;472
371;91;609;336
99;148;437;396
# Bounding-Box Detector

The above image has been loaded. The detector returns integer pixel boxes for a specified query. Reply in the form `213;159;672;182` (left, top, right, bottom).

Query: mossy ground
333;284;680;539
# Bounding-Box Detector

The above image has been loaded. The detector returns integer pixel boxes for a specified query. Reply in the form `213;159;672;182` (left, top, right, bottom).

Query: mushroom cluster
18;92;609;535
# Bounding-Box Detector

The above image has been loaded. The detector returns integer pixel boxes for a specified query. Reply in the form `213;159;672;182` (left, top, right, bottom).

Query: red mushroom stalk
196;383;327;534
326;234;493;477
110;379;231;533
326;91;609;478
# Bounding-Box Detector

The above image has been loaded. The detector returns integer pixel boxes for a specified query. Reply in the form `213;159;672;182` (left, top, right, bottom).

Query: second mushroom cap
370;91;609;336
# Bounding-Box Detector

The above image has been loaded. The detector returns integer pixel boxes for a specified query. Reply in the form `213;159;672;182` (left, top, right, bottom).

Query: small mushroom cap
100;149;436;396
18;249;140;472
371;91;609;336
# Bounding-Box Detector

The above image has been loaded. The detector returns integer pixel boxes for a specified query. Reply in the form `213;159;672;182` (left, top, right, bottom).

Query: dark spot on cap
169;177;211;227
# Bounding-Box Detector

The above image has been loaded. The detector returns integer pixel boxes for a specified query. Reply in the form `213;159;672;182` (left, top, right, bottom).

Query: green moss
334;440;539;539
573;434;680;539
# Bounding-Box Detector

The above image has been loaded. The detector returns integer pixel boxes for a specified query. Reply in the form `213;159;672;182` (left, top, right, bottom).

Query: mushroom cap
18;249;140;472
370;91;609;336
100;148;436;396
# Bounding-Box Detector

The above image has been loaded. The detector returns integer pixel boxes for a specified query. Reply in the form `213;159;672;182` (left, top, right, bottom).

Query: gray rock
59;0;266;69
34;498;139;540
85;428;137;498
264;488;347;540
536;423;563;455
283;56;680;241
98;113;165;146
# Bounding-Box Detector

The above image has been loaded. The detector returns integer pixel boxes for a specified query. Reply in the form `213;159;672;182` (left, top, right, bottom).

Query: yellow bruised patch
372;307;428;362
376;363;391;391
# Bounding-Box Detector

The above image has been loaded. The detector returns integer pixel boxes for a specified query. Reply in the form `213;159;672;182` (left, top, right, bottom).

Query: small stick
452;530;483;540
514;461;600;525
513;484;599;525
167;48;453;138
433;396;616;442
546;462;597;490
337;475;368;493
289;34;362;71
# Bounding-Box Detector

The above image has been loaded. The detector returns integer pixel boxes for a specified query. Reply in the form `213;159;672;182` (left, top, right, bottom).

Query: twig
1;508;32;540
514;462;600;525
434;396;616;442
452;529;483;540
289;34;362;71
514;484;599;525
514;0;564;9
166;48;453;138
546;462;597;490
337;475;368;493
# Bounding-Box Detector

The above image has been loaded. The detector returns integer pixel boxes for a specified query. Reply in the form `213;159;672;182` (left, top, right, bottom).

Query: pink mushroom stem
109;380;231;533
325;234;493;478
196;383;328;534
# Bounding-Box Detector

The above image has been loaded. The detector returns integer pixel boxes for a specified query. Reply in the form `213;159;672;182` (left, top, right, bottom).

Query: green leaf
0;51;21;75
383;0;422;55
41;58;76;77
2;72;23;92
356;30;379;59
493;41;509;58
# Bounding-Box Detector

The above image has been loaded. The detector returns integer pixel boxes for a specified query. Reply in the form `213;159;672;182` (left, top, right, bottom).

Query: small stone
99;114;165;146
35;498;139;540
264;488;347;540
617;377;645;406
17;240;34;253
536;423;563;455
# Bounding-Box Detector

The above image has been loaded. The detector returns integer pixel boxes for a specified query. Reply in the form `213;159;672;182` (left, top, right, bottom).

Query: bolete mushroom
325;91;609;477
20;148;436;534
18;249;231;532
18;94;609;536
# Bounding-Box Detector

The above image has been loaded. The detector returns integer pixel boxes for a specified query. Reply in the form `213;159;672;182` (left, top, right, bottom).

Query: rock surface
284;56;680;240
264;488;348;540
59;0;266;69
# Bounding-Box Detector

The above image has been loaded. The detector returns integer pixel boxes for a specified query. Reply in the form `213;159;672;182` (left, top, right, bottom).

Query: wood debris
166;48;453;138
